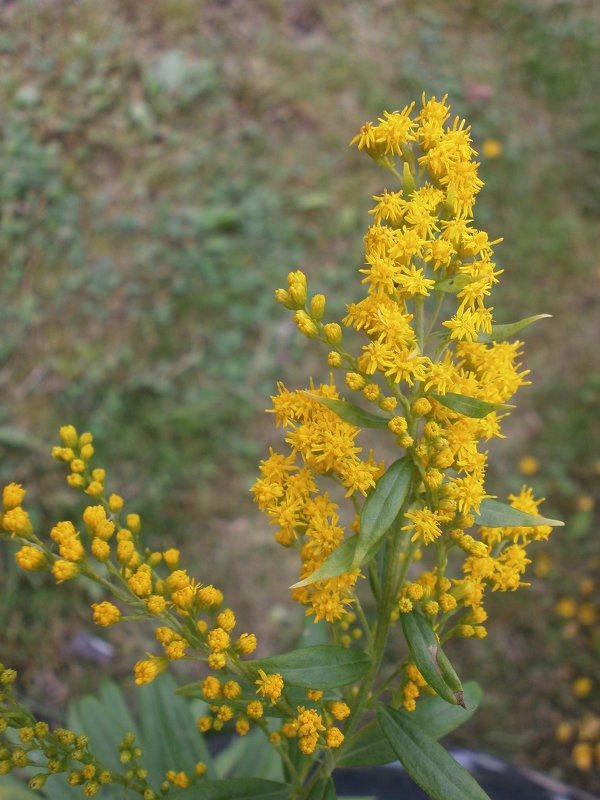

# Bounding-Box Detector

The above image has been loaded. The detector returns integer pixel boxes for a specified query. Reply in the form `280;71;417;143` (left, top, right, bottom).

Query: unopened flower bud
309;294;326;321
323;323;342;346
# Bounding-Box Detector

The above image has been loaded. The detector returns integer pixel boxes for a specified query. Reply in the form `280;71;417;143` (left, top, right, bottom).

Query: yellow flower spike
60;425;79;448
91;601;121;627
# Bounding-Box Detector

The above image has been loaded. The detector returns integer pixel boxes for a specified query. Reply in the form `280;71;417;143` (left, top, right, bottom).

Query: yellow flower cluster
255;95;548;640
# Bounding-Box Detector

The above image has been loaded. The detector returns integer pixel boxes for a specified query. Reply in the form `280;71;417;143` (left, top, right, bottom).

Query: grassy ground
1;0;599;792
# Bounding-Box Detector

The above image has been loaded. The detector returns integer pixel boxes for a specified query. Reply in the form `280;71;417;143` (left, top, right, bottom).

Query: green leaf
401;612;464;706
474;498;564;528
215;729;283;782
136;672;216;784
353;457;412;566
434;273;487;292
377;705;492;800
248;645;370;689
68;682;139;773
338;681;482;767
307;777;337;800
0;779;38;799
477;314;552;342
175;778;292;799
291;536;358;588
298;614;329;647
305;393;389;429
428;392;509;418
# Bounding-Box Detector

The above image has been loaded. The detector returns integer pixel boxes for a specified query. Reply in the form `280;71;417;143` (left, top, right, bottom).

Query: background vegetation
0;0;599;793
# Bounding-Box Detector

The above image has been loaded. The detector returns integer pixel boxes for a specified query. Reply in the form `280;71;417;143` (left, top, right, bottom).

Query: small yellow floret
146;595;167;615
236;633;257;655
60;426;78;448
216;609;236;632
327;701;350;720
126;513;141;533
306;689;323;701
133;655;167;686
2;483;26;511
91;601;121;627
208;627;230;653
246;700;263;720
52;560;79;583
326;728;344;748
255;670;284;704
15;546;46;571
108;494;123;512
163;548;180;569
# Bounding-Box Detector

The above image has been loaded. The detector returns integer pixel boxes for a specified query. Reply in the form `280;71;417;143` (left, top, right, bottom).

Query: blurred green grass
0;0;599;791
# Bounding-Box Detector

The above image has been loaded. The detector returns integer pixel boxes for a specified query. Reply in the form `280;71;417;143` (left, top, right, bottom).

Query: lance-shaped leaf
377;705;492;800
291;536;358;589
175;778;292;800
478;313;552;343
338;681;482;768
305;392;389;429
428;392;510;418
434;273;488;292
247;645;370;689
401;611;464;707
474;498;564;528
352;457;413;567
307;777;337;800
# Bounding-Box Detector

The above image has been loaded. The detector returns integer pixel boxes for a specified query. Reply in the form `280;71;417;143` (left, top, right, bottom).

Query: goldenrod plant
0;95;564;800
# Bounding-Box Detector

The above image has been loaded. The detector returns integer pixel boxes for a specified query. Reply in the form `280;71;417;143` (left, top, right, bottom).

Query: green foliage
248;645;370;689
474;498;564;528
353;458;413;566
339;682;482;768
401;612;464;707
377;705;492;800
